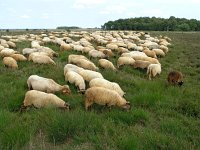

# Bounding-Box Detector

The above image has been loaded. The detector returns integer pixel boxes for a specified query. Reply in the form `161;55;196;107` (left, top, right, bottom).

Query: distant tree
101;16;200;31
6;29;9;32
177;23;190;31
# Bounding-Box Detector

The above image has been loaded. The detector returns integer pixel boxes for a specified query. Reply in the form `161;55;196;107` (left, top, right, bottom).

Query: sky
0;0;200;29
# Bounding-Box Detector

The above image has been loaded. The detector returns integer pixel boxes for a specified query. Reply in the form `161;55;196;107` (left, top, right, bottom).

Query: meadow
0;31;199;150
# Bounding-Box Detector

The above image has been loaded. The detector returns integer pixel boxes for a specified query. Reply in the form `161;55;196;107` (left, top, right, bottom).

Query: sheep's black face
64;103;70;110
178;81;183;86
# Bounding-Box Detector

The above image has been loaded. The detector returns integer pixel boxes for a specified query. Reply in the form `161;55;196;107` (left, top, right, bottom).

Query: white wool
85;87;130;110
117;57;135;68
27;75;70;94
3;57;18;69
78;69;104;82
0;48;18;57
22;48;38;55
98;59;116;71
89;78;125;97
147;64;161;80
88;50;106;58
65;71;85;91
22;90;68;109
64;64;84;75
30;54;56;65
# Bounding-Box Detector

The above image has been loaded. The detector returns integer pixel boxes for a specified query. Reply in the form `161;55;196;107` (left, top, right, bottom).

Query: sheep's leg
85;99;93;111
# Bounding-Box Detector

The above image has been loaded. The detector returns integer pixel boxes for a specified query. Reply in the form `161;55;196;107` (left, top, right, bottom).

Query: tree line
101;16;200;31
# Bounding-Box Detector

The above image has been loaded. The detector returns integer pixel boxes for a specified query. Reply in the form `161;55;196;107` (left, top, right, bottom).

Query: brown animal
167;71;183;86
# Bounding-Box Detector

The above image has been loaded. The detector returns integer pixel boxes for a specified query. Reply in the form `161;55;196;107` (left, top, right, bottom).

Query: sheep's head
178;81;183;86
121;101;131;110
62;85;71;95
63;102;70;110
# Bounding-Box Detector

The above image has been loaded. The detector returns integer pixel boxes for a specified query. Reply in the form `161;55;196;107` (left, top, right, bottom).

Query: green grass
0;31;200;150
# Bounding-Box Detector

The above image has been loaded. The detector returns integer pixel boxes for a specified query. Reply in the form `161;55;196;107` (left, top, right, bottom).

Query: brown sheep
167;71;183;86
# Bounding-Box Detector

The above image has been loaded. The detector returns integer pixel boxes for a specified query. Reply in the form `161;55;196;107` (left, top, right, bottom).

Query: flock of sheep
0;30;172;111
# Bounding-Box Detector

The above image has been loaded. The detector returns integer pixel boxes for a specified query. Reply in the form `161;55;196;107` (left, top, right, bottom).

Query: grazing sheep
36;46;58;57
0;45;4;51
0;48;18;57
89;78;125;97
73;45;84;52
31;41;40;48
21;90;70;110
7;41;16;48
152;49;165;57
160;45;169;53
147;64;161;80
88;50;106;58
3;57;18;69
73;59;98;71
106;43;118;51
22;48;38;55
30;54;56;65
85;87;130;110
117;57;135;68
143;49;157;58
28;52;54;61
64;64;84;75
78;69;104;82
60;43;72;51
98;59;116;71
167;71;183;86
27;75;71;95
68;54;88;64
133;60;151;69
10;54;27;61
103;49;115;57
117;47;129;54
65;71;86;92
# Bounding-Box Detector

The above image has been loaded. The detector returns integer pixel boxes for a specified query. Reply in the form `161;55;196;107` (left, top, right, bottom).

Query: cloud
20;15;31;19
100;5;127;15
41;13;50;19
72;0;105;9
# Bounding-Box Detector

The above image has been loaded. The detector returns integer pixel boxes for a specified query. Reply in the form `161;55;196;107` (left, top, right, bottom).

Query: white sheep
22;48;38;55
147;64;161;80
36;46;58;57
31;41;40;48
78;69;104;82
10;54;27;61
7;41;16;48
27;75;71;95
69;57;98;71
98;59;116;71
68;54;88;64
0;48;18;57
0;45;4;51
65;71;86;92
88;50;106;58
64;64;84;75
85;87;130;110
3;57;18;69
152;49;165;57
117;57;135;68
30;54;56;65
60;43;72;51
133;60;151;69
89;78;125;97
21;90;70;110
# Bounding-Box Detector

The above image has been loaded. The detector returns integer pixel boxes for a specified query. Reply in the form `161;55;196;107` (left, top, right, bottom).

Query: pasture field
0;31;200;150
